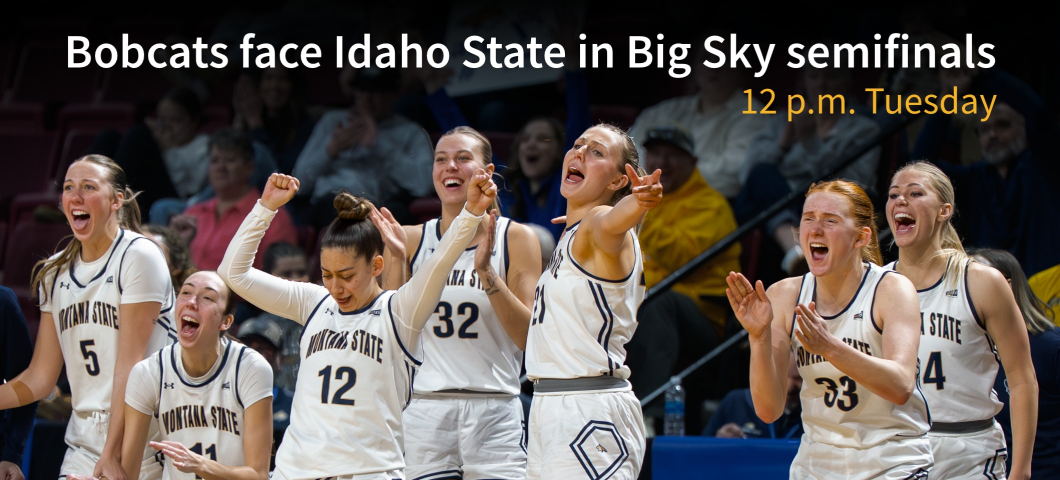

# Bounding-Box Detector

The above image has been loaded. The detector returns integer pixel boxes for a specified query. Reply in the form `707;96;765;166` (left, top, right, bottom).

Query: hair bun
333;192;372;220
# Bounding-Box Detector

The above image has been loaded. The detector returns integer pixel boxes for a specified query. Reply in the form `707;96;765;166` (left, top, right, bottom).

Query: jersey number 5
80;340;100;376
319;365;357;406
815;376;859;411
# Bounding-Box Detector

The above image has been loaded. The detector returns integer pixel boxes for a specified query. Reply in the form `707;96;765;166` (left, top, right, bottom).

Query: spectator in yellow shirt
1030;263;1060;326
625;124;742;433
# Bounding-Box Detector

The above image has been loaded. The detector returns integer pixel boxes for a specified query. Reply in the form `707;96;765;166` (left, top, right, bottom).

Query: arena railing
639;112;917;407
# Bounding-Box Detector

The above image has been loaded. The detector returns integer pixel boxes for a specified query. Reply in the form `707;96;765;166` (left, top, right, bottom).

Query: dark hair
209;127;254;163
144;224;197;290
439;126;501;213
968;248;1056;334
245;68;308;148
263;241;306;275
504;117;565;220
33;155;144;304
162;87;204;122
593;123;647;206
320;193;383;260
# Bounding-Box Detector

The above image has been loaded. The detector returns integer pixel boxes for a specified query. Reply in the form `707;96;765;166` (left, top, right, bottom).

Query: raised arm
587;165;663;254
972;264;1036;480
798;273;921;405
391;170;493;339
727;273;796;423
474;215;540;350
218;174;328;322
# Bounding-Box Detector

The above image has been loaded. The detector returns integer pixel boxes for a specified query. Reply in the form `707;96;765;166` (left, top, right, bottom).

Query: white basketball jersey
409;217;522;395
793;263;931;448
154;340;257;480
274;290;418;478
525;222;645;381
885;260;1002;423
45;229;175;453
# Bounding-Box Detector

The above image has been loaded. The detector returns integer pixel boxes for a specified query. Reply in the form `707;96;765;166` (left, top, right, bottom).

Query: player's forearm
823;341;915;405
380;249;408;291
0;375;52;410
1006;381;1038;480
477;265;530;350
598;196;648;239
198;461;267;480
747;334;786;423
394;205;483;331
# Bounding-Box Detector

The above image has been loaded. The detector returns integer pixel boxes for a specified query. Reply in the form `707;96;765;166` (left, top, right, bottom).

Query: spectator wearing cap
292;65;434;228
171;128;298;271
239;242;309;392
628;36;770;199
238;317;294;430
739;67;881;275
624;124;740;430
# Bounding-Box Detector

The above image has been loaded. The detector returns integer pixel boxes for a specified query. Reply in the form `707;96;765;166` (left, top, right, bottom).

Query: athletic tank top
154;340;259;480
409;216;522;395
273;290;418;478
44;229;175;453
793;263;931;448
525;221;645;381
885;260;1002;422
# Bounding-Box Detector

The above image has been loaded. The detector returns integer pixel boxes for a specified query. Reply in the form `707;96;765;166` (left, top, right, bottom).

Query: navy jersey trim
435;217;478;252
816;264;871;320
299;295;331;344
916;258;952;294
501;217;512;279
914;358;932;426
589;281;616;376
566;224;636;284
339;291;385;316
172;339;232;388
410;222;430;269
156;348;166;399
790;274;809;339
964;259;986;330
118;235;165;294
387;295;423;366
234;345;249;408
870;270;893;334
70;228;126;288
156;314;179;344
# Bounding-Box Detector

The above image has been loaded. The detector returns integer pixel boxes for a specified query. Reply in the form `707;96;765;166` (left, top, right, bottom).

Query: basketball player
0;155;176;480
121;270;273;480
524;124;662;480
393;127;540;479
727;180;932;479
218;171;495;479
885;161;1037;479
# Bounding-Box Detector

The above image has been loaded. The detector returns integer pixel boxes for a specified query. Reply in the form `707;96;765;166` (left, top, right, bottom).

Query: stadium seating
0;102;46;130
8;41;102;104
0;130;59;200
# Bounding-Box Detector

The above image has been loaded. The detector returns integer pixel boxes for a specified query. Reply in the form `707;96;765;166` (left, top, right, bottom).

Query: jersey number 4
434;302;479;339
923;351;946;390
815;376;859;411
319;365;357;406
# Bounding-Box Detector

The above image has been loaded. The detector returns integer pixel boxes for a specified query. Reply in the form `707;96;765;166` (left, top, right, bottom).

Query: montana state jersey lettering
273;291;419;479
39;229;175;460
126;340;273;480
885;260;1003;423
793;263;931;448
526;222;645;381
409;216;521;394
